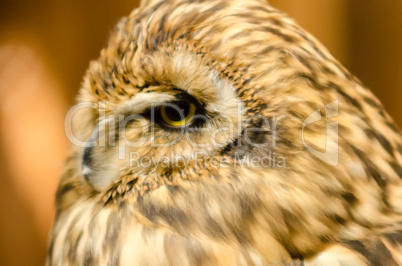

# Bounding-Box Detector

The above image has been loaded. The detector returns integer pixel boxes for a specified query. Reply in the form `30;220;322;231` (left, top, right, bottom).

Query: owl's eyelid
116;92;176;115
153;92;204;108
116;91;205;116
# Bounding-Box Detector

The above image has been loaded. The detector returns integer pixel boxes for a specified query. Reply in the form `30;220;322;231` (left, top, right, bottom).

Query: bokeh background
0;0;401;265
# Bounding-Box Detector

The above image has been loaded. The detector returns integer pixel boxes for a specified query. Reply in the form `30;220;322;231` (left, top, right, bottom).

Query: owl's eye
160;101;196;127
148;93;206;129
157;100;197;128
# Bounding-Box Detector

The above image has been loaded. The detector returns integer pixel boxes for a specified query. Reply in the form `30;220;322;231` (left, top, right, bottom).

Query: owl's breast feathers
48;0;402;265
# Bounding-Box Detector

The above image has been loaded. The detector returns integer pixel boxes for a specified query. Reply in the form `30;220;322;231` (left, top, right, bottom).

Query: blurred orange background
0;1;401;265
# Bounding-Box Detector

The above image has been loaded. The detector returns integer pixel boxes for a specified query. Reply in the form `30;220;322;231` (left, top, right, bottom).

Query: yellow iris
160;102;196;127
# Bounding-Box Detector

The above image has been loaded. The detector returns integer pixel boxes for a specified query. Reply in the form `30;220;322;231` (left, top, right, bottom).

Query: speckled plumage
47;0;402;265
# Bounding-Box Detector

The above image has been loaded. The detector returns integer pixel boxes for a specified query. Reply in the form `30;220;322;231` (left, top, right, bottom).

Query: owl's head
69;0;359;193
58;0;402;259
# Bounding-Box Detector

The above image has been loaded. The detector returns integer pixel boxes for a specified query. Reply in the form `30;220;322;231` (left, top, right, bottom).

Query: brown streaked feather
47;0;402;265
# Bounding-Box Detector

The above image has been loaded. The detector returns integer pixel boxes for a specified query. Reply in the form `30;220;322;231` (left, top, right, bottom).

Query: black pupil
165;101;190;122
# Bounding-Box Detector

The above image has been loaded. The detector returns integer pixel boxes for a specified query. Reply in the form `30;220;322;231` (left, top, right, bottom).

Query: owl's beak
81;123;121;191
82;124;99;183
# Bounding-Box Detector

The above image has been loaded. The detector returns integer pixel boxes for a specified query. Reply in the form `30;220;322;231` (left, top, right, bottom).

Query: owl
47;0;402;265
